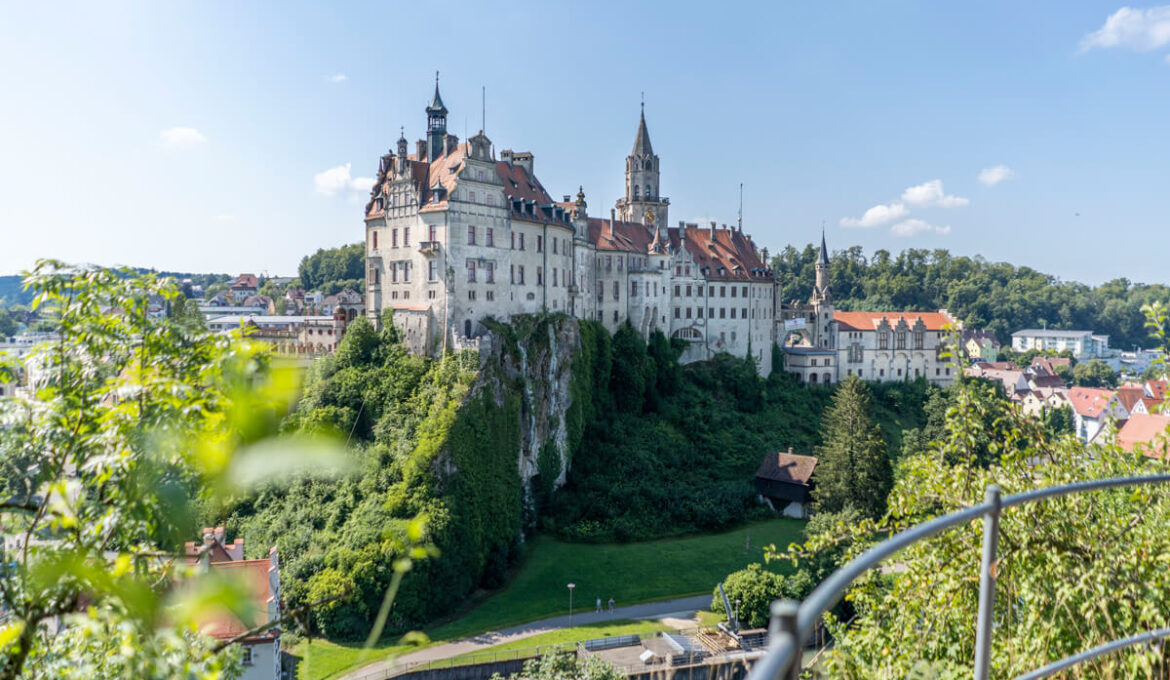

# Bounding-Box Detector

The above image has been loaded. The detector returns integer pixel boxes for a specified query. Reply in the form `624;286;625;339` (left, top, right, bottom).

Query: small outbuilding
754;448;818;519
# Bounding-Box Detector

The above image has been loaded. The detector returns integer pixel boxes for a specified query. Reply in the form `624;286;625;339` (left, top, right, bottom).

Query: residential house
230;274;260;298
967;362;1029;398
754;448;817;519
1116;414;1170;459
187;528;281;680
962;329;1000;362
1069;387;1128;444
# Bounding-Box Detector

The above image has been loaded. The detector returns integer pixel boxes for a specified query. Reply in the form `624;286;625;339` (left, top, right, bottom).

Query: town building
1117;413;1170;458
363;80;778;374
1011;329;1112;361
962;329;1000;362
187;528;282;680
778;234;959;386
1068;386;1128;444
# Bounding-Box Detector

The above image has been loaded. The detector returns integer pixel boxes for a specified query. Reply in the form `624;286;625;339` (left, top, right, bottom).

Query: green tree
1071;358;1119;387
811;375;891;518
0;308;16;338
495;652;622;680
710;564;809;629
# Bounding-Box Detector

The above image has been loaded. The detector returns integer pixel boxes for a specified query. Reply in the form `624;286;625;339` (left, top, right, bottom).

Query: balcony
418;241;440;256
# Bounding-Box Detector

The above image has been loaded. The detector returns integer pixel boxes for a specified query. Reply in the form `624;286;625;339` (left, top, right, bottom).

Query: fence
745;475;1170;680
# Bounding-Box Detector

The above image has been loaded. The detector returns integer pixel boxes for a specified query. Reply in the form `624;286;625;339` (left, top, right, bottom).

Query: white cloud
900;179;969;208
891;219;951;237
314;163;374;201
159;127;206;149
1080;5;1170;53
329;73;348;83
840;202;908;228
978;165;1015;186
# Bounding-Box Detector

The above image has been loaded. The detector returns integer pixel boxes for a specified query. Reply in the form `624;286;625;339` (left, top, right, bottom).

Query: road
337;594;712;680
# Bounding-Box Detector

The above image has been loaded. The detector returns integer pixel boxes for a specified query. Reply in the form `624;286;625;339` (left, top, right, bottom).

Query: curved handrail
747;474;1170;680
1013;627;1170;680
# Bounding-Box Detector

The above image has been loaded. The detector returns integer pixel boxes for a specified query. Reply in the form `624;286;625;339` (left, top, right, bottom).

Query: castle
363;78;779;375
778;233;960;386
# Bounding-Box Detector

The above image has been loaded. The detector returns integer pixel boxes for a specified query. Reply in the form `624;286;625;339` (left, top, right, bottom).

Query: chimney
710;221;717;238
202;529;215;550
416;140;427;160
500;149;514;164
512;151;533;176
564;195;571;202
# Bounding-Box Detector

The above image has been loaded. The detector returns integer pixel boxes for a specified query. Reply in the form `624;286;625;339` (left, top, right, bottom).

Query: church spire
632;103;654;157
819;228;830;266
426;71;448;162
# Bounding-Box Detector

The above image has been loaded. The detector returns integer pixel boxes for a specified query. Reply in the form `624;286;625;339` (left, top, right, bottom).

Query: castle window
372;231;378;249
487;194;494;206
552;238;558;254
469;190;476;203
685;285;691;296
486;227;494;247
486;262;495;284
390;262;398;283
618;256;623;271
536;235;543;252
519;233;526;250
476;169;484;180
644;160;652;170
614;310;619;323
552;267;557;287
742;307;747;318
742;286;748;297
674;285;680;296
537;267;543;285
674;307;680;319
880;332;889;350
392;229;398;248
731;287;737;298
914;330;924;349
686;307;692;319
720;286;726;298
730;308;736;319
698;307;704;319
468;290;476;301
720;308;726;319
631;281;638;297
644;184;650;198
429;261;437;281
466;261;476;283
518;266;525;284
685;265;690;276
403;261;411;282
429;225;437;241
613;281;619;300
897;331;907;350
467;225;476;245
633;186;640;199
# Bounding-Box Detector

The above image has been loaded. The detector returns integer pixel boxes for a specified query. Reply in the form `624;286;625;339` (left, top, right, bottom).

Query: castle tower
811;231;834;348
615;104;669;226
426;72;448;162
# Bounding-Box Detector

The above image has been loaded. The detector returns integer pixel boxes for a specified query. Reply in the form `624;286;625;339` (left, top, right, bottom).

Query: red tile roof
1069;386;1117;418
1115;386;1146;414
231;274;258;290
1148;380;1168;401
833;311;956;332
670;226;772;282
586;218;655;254
1117;414;1170;458
194;557;278;642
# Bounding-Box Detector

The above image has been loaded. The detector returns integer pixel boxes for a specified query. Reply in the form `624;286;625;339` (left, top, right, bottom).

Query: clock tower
615;103;669;227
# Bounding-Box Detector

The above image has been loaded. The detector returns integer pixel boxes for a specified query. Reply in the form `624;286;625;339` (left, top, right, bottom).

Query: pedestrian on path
608;597;615;613
595;597;602;613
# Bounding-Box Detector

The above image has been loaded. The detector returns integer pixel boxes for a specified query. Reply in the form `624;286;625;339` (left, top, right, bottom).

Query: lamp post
734;599;741;632
567;583;576;626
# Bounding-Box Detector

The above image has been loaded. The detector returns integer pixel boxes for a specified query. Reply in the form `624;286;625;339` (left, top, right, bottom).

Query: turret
426;72;448;162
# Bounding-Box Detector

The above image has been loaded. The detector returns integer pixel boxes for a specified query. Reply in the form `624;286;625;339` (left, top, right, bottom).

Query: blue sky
2;1;1168;284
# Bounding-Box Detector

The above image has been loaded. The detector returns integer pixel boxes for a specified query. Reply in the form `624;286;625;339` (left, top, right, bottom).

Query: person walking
595;597;602;613
608;597;615;614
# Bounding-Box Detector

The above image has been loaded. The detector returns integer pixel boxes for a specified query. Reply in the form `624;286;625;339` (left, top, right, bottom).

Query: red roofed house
778;232;960;386
187;528;282;680
362;78;778;374
231;274;260;298
1116;413;1170;458
754;448;818;518
1068;387;1128;444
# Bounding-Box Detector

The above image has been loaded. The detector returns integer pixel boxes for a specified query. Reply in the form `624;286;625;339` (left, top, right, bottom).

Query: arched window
633;185;640;199
645;184;651;198
464;319;472;337
810;373;819;384
644;159;652;170
824;372;832;384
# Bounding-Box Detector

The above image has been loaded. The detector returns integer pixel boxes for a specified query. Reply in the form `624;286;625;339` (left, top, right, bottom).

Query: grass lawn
295;518;804;679
443;619;673;665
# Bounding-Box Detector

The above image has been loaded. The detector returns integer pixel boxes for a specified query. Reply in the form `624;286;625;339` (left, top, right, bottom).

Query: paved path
338;595;712;680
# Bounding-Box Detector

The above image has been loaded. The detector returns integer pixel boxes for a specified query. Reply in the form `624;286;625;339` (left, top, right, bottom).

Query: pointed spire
427;71;447;114
819;228;830;265
632;104;653;156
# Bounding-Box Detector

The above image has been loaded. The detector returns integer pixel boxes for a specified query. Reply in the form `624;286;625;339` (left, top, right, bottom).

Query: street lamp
734;599;742;632
567;583;576;626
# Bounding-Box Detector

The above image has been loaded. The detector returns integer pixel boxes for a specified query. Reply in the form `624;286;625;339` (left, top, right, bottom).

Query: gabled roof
833;311;956;332
1115;386;1147;414
231;274;258;289
1148;380;1168;401
755;451;817;486
195;558;278;642
1069;386;1117;418
962;329;999;343
1030;356;1070;376
1116;414;1170;458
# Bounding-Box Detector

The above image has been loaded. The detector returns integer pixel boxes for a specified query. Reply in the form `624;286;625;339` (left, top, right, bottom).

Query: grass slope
296;518;803;679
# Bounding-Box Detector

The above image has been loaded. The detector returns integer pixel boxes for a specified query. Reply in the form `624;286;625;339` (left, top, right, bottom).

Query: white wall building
363;81;778;374
1011;329;1111;359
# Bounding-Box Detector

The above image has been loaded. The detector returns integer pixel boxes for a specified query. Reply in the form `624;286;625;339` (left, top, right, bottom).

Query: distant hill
0;275;32;308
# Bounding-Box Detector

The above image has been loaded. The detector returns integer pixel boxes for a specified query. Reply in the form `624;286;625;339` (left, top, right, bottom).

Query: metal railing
748;475;1170;680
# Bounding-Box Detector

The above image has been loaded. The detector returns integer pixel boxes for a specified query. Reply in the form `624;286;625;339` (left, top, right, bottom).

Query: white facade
1011;329;1110;358
363;82;778;375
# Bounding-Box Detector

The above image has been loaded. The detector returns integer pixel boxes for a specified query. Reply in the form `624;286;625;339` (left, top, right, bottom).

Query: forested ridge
773;244;1169;348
